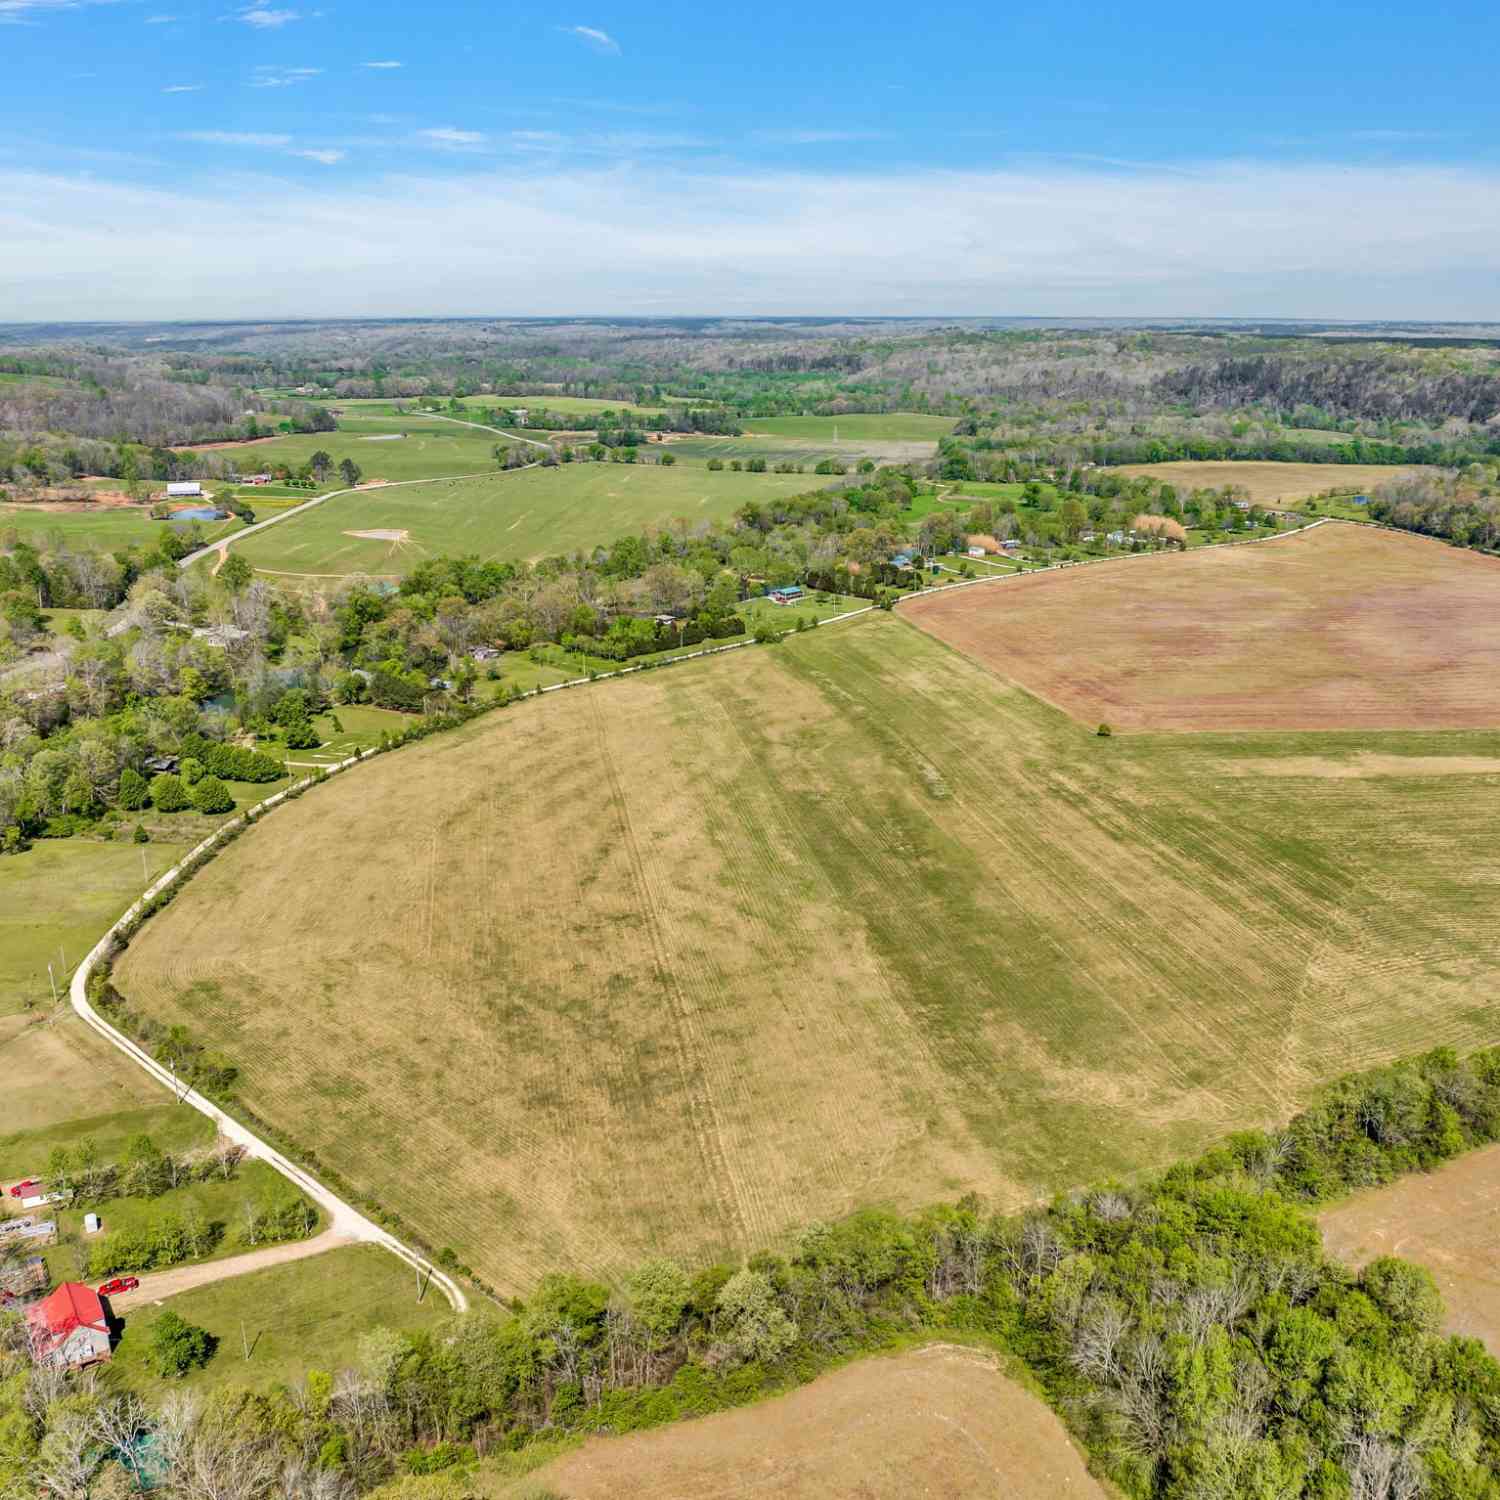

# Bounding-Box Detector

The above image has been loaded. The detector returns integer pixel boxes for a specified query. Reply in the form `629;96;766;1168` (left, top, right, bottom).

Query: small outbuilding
166;481;203;498
26;1282;111;1370
767;585;805;605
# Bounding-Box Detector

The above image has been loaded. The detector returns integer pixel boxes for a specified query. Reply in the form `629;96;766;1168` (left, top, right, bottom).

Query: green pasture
0;1105;213;1187
109;1244;452;1397
747;413;957;443
0;504;237;552
0;839;186;1016
230;462;817;577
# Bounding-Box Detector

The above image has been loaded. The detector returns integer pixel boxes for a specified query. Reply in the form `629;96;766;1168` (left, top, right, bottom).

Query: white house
166;481;202;498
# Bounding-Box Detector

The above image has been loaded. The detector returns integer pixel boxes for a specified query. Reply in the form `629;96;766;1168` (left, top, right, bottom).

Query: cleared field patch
232;463;819;576
528;1345;1104;1500
1106;459;1427;503
904;523;1500;732
749;413;956;443
1320;1145;1500;1352
113;612;1500;1292
110;1243;451;1398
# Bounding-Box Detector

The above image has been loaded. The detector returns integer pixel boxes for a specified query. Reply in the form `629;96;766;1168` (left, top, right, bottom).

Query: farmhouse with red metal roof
25;1282;111;1369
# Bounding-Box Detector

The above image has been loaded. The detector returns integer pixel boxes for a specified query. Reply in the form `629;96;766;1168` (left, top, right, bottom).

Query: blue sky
3;0;1499;318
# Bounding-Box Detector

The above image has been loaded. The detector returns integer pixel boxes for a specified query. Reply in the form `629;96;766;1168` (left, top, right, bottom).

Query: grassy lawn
0;504;237;552
37;1159;321;1285
0;1098;214;1188
107;1243;452;1397
39;606;108;637
452;393;671;419
231;462;819;578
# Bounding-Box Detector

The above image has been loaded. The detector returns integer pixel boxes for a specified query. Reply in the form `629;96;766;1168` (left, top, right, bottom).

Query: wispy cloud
161;83;203;93
238;3;298;25
0;0;115;23
8;161;1500;321
361;59;401;69
250;64;322;87
181;130;293;147
289;147;345;164
417;126;486;146
751;128;887;146
561;24;619;54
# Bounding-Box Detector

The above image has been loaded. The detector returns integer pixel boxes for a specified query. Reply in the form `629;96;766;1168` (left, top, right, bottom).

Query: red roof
26;1282;108;1358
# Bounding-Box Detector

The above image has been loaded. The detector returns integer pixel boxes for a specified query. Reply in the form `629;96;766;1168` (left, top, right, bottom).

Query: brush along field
1319;1146;1500;1351
230;462;818;576
905;523;1500;733
1105;459;1427;503
113;605;1500;1292
526;1344;1103;1500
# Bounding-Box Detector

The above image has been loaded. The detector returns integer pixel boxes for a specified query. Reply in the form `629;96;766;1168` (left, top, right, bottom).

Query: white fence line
69;751;469;1314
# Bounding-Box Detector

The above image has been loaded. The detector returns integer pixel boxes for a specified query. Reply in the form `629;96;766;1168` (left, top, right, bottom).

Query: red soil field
904;523;1500;733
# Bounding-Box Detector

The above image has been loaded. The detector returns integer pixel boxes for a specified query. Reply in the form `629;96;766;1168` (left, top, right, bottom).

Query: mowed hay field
1105;459;1427;503
232;462;819;576
114;608;1500;1291
906;522;1500;733
1320;1146;1500;1351
527;1345;1104;1500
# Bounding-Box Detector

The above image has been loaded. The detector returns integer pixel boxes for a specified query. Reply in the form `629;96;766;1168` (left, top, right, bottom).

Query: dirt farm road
105;1227;356;1313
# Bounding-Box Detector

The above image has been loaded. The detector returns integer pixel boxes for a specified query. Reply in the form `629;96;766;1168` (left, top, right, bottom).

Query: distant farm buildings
26;1283;111;1370
767;585;805;605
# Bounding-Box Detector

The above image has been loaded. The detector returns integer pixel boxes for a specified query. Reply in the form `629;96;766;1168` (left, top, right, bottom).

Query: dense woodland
7;1046;1500;1498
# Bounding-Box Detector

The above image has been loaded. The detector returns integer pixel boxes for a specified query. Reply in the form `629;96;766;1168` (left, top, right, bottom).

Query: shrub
1096;723;1113;737
132;824;150;844
148;1310;216;1377
283;718;321;750
117;767;149;811
179;756;204;787
149;773;189;812
190;776;234;814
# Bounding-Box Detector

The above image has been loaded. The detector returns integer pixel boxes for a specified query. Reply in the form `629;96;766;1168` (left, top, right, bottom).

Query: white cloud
161;83;204;93
289;148;345;164
417;126;486;146
752;129;886;146
239;4;298;24
180;130;294;147
250;64;322;87
5;161;1500;320
361;59;401;68
0;0;114;21
561;24;618;54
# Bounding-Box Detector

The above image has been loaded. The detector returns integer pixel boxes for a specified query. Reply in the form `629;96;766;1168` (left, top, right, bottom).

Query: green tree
189;776;234;815
149;773;189;812
715;1268;796;1363
309;450;334;483
117;767;149;811
338;458;362;488
219;553;253;594
147;1310;216;1377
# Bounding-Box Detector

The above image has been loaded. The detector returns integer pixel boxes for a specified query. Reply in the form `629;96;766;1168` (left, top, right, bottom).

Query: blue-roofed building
768;584;805;605
1352;494;1369;506
891;552;913;569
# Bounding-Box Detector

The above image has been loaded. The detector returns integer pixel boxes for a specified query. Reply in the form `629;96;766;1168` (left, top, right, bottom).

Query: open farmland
0;502;234;551
113;607;1500;1291
230;462;819;576
905;522;1500;733
1320;1145;1500;1351
1105;459;1427;503
188;411;509;483
526;1344;1104;1500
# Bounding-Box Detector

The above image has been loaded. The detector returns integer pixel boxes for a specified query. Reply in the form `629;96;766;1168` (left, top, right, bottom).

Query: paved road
105;1227;356;1312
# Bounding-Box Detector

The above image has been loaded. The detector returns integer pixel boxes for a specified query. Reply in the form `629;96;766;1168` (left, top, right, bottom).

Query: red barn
26;1282;111;1370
